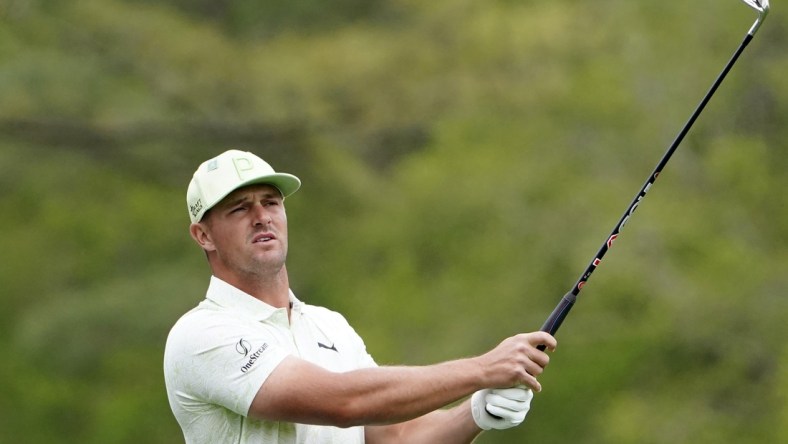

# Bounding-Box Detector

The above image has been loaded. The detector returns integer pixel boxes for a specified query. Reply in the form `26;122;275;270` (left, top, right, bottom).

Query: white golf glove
471;387;533;430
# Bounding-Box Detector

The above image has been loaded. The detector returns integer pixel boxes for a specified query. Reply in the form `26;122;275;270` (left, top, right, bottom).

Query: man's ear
190;222;216;252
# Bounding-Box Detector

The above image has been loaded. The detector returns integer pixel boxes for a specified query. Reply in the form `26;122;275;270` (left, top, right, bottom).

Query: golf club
538;0;770;344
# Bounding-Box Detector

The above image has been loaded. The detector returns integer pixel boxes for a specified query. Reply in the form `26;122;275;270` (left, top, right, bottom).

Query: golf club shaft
538;31;756;342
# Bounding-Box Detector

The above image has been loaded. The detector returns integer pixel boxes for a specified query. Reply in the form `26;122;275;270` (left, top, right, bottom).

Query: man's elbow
327;398;371;428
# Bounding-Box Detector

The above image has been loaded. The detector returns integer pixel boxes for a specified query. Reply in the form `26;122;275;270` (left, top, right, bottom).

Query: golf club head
742;0;770;35
742;0;770;12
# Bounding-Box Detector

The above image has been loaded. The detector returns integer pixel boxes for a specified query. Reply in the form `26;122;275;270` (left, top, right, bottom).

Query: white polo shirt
164;276;377;444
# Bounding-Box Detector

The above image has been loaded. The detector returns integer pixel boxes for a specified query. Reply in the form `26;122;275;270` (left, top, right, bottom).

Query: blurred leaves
1;0;787;443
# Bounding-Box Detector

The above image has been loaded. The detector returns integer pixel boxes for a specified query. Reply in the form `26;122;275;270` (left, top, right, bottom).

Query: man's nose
251;203;272;225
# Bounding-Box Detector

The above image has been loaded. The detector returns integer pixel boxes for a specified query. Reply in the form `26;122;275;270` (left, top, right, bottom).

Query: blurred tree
0;0;786;443
122;0;397;39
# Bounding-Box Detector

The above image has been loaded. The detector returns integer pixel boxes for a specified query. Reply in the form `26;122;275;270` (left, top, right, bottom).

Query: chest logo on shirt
317;341;338;352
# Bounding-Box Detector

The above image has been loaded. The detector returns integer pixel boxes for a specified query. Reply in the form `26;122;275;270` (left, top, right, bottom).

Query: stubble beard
242;243;288;281
212;236;288;284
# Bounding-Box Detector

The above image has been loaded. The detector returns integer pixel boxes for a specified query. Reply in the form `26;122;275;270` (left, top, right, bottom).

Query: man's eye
230;207;246;213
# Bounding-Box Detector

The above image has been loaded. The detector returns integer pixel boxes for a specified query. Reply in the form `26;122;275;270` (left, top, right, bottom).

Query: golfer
164;149;557;443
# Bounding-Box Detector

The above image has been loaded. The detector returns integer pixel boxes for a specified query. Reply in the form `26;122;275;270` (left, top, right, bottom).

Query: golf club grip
536;292;576;351
485;294;576;419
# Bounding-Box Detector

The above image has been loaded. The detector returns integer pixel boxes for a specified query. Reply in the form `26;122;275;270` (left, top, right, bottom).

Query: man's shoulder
165;299;244;348
169;299;218;327
300;302;352;325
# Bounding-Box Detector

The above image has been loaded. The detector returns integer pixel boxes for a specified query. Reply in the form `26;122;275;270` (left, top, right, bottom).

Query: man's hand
475;332;556;392
471;387;533;430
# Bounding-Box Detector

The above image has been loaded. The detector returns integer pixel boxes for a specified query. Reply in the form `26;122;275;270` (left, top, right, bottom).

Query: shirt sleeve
164;311;290;417
320;308;378;369
346;320;377;369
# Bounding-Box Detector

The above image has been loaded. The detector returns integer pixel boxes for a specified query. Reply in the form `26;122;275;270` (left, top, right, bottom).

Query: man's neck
216;267;291;310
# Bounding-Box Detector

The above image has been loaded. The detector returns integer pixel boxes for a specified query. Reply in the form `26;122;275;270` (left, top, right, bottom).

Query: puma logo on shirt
317;342;338;352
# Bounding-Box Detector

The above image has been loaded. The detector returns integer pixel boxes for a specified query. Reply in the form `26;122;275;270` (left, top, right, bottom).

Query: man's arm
364;386;535;443
364;398;481;444
247;331;555;429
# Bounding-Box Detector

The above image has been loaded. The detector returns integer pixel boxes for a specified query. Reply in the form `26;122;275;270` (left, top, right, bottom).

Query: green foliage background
1;0;786;442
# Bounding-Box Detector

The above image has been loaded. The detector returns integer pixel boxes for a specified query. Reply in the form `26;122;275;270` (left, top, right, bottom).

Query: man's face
197;184;289;278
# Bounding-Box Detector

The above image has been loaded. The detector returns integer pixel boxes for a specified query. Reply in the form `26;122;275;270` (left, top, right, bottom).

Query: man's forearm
329;358;486;426
365;399;483;444
252;355;486;427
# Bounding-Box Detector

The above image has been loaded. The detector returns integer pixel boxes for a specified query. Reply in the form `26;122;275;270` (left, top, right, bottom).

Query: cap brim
196;173;301;222
241;173;301;198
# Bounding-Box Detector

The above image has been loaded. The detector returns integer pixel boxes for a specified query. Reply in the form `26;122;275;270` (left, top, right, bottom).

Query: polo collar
206;276;302;321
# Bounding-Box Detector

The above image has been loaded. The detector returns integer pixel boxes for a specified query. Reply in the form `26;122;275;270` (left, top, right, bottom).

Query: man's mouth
253;233;275;243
